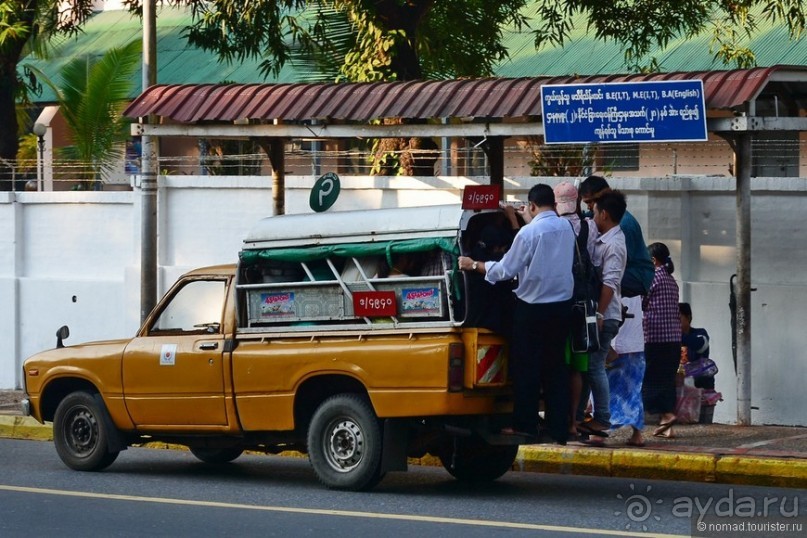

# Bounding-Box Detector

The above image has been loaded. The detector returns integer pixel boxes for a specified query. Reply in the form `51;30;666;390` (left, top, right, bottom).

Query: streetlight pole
32;123;47;191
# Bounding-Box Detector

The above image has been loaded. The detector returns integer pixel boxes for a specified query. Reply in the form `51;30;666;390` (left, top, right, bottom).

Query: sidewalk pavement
2;390;806;488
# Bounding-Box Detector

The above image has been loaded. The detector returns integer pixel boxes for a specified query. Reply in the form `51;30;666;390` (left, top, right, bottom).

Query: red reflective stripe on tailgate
476;345;504;384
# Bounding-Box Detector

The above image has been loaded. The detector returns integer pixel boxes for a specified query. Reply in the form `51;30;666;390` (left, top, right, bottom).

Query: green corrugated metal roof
22;7;303;103
494;10;806;77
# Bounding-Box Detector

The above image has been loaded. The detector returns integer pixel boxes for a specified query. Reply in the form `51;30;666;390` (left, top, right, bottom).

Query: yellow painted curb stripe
0;416;52;441
612;451;715;483
519;445;807;487
517;445;612;476
0;484;687;538
716;456;807;488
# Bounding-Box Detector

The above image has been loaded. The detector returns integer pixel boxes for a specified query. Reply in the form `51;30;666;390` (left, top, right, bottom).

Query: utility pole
140;0;158;322
735;132;752;425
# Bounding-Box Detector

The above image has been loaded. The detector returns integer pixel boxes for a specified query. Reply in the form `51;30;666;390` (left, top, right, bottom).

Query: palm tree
29;39;141;189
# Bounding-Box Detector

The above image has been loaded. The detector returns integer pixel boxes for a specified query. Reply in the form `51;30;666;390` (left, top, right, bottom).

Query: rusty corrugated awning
123;65;807;125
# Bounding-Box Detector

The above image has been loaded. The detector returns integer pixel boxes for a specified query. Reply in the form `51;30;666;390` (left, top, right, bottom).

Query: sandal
577;422;610;438
653;416;677;437
653;427;675;439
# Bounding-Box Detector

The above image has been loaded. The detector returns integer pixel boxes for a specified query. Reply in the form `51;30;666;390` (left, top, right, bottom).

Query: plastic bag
675;378;702;424
701;389;723;406
684;358;718;378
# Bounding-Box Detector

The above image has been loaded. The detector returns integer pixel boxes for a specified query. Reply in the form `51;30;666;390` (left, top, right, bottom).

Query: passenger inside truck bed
462;210;518;257
463;224;515;334
375;252;425;278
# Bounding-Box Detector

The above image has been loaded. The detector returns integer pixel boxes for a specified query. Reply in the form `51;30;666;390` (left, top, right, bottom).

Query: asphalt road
1;439;805;538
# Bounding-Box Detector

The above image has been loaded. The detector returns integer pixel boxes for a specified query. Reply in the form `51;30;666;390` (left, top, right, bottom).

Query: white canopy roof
243;204;466;250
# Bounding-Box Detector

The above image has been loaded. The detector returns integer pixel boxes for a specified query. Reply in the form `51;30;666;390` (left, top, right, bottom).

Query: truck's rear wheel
438;436;518;482
190;447;244;464
307;394;384;491
53;392;119;471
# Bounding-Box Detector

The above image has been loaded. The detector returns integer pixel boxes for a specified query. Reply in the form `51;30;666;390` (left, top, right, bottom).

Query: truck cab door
123;277;229;428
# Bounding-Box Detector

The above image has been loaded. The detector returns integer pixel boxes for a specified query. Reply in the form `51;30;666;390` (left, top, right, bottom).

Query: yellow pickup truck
22;204;520;490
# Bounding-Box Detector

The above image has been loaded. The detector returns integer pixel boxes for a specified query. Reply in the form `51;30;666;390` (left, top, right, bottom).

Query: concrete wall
2;174;805;426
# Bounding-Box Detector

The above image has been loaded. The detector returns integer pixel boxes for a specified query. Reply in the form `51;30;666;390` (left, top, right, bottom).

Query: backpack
570;220;602;354
571;220;602;303
619;212;654;297
621;263;654;298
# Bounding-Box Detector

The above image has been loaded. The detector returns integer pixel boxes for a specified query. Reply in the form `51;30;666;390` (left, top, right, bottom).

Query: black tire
307;394;385;491
53;392;120;471
189;447;244;464
438;436;518;482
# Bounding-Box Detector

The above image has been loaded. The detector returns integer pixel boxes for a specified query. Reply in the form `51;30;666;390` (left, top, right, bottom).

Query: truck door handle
199;342;218;350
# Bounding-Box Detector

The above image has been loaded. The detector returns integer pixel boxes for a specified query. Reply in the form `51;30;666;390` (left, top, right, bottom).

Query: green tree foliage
177;0;529;82
176;0;806;81
530;0;806;71
30;40;141;189
0;0;95;189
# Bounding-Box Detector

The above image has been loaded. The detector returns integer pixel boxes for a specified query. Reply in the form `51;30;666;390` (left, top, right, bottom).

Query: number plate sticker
353;291;397;317
462;185;500;210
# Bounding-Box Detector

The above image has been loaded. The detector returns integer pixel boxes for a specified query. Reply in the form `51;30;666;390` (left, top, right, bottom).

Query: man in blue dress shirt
459;183;575;444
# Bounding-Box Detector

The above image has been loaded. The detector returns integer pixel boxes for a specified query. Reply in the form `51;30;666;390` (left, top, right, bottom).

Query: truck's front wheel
307;394;384;491
53;392;119;471
438;436;518;482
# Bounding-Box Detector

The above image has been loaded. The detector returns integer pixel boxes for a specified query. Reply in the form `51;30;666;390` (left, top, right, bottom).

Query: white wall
2;174;806;426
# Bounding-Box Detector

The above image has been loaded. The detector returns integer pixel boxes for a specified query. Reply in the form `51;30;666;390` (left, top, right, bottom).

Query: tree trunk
0;0;38;191
0;65;19;191
375;0;434;81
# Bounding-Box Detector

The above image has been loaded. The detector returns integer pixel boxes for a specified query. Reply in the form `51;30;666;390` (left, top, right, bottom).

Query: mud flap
93;393;128;453
380;419;408;473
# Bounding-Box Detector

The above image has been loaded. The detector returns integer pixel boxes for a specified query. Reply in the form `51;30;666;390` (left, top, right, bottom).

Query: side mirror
56;325;70;349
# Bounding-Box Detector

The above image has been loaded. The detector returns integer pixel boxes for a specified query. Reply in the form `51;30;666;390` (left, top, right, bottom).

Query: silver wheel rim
323;417;364;473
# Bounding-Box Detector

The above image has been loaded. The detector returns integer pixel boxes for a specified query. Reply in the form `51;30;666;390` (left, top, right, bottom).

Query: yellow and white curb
518;445;807;488
0;415;52;441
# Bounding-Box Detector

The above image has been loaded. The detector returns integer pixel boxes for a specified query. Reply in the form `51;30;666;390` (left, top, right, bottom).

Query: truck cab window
152;280;226;333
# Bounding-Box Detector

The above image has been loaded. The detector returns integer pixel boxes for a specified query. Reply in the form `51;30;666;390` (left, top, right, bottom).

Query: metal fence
3;138;805;190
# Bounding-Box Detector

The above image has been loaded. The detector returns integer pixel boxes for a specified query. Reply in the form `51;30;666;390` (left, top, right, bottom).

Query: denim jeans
578;319;620;426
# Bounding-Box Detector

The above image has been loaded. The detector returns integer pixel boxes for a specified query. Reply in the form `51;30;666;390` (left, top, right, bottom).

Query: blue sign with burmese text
541;80;707;144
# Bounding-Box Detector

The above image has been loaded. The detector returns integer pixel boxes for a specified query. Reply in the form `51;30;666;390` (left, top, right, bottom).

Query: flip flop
653;417;677;437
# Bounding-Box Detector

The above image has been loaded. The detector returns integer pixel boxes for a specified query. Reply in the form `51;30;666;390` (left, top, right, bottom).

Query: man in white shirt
459;184;575;444
577;190;628;440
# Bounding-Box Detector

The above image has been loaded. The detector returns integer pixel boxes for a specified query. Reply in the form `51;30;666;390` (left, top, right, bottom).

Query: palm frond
34;40;141;186
288;2;355;82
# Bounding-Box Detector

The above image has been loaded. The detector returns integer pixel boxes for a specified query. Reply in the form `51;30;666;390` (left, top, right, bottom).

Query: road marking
0;484;687;537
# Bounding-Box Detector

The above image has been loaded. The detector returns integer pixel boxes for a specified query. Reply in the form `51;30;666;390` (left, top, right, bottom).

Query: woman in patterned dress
642;242;682;438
